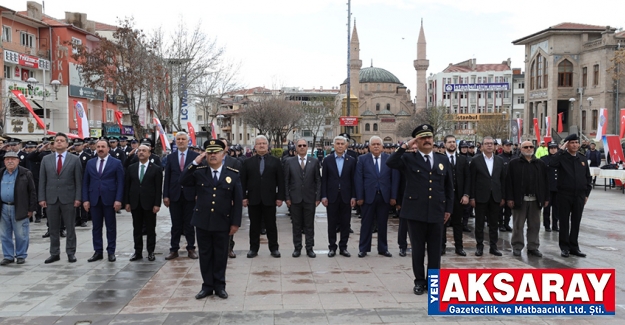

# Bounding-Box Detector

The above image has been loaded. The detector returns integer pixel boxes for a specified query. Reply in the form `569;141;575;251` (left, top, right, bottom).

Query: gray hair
483;136;494;143
254;135;268;144
369;135;382;144
333;136;347;144
295;138;307;145
175;131;188;139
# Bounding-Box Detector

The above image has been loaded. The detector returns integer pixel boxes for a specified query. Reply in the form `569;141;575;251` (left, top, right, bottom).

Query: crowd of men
0;126;593;300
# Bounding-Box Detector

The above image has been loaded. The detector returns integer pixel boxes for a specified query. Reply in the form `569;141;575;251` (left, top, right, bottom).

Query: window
20;32;34;48
543;56;548;88
302;130;312;137
239;133;242;140
197;115;203;121
558;60;573;87
530;61;535;90
376;84;380;91
2;26;10;42
375;103;380;111
582;67;588;87
106;109;114;122
365;123;370;131
364;84;368;91
519;82;524;89
488;92;492;99
477;77;482;83
386;103;390;111
3;66;11;79
536;55;543;89
373;123;378;131
72;37;83;55
591;110;598;130
593;64;599;86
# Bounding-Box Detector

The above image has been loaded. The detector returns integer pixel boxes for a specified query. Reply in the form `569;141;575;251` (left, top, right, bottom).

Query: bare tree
244;96;303;147
396;105;453;139
299;96;335;147
475;114;509;139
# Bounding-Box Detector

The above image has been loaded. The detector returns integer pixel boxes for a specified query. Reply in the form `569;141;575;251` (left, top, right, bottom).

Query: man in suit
39;133;83;264
125;144;163;261
241;135;285;258
82;139;125;262
469;136;506;257
442;135;470;256
181;139;242;300
354;136;399;258
387;124;454;295
285;139;321;258
163;132;199;260
321;135;357;258
220;138;243;259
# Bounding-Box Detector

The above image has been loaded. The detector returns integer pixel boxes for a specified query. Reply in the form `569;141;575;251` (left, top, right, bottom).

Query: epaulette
227;166;239;173
196;165;208;169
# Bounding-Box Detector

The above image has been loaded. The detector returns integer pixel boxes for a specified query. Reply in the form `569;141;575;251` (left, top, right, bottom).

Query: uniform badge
151;158;154;163
20;155;24;159
82;156;86;160
439;163;444;170
226;176;232;184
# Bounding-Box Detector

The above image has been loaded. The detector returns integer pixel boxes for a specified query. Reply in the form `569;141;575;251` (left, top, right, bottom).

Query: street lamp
50;80;61;100
569;98;576;135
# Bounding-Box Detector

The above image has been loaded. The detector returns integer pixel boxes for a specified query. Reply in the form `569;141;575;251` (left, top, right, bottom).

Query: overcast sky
39;0;624;98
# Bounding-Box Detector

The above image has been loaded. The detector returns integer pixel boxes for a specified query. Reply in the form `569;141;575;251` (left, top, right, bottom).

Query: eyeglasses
522;146;534;149
297;144;307;147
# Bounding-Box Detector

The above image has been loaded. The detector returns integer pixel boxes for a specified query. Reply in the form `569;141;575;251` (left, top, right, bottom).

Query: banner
604;135;625;164
533;118;540;144
114;111;124;131
620;109;625;139
596;108;608;141
73;101;89;139
153;117;171;151
187;122;196;146
558;113;564;133
428;268;615;316
516;118;523;144
545;116;552;137
10;90;45;129
340;116;359;126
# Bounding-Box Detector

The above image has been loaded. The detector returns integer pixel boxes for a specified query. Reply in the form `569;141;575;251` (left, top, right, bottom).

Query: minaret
349;21;362;98
414;19;429;111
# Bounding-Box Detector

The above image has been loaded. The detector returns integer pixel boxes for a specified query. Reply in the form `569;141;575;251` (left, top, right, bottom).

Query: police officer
387;124;454;295
498;140;514;232
124;139;162;168
119;136;132;154
540;142;560;232
180;139;242;300
73;139;92;227
108;137;126;164
550;134;592;258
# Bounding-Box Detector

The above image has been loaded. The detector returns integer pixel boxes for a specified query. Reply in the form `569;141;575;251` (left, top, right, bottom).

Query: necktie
374;156;380;176
259;156;265;175
451;155;455;166
140;164;145;182
300;157;306;170
57;155;62;175
424;154;431;170
213;170;219;184
98;159;104;175
180;152;185;171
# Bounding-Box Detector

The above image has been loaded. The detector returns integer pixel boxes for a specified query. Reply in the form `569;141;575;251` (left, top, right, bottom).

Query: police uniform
386;124;454;295
498;140;514;231
540;142;559;232
180;140;242;299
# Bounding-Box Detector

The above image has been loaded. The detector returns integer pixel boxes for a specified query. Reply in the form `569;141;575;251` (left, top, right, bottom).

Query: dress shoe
399;248;407;257
195;289;213;299
292;249;301;258
35;218;41;223
379;251;392;257
187;249;199;259
216;289;228;299
0;258;14;266
306;248;316;258
130;253;143;261
229;250;236;258
552;227;559;232
270;250;281;258
570;250;586;257
42;231;50;238
441;248;446;256
528;249;543;257
339;249;351;257
413;284;426;295
328;249;336;257
16;258;25;264
513;249;522;256
87;253;103;262
463;226;471;232
148;253;155;261
349;228;354;234
489;248;502;256
260;228;267;235
545;227;552;232
80;222;87;227
455;248;466;256
561;249;570;257
504;225;512;231
108;254;116;262
45;255;60;264
358;251;367;258
165;251;179;260
60;230;66;238
247;251;258;258
498;225;507;232
475;248;483;256
67;254;77;263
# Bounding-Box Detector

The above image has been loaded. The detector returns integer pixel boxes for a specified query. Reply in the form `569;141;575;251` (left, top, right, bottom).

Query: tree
243;96;303;147
475;114;509;140
396;105;453;139
299;95;335;147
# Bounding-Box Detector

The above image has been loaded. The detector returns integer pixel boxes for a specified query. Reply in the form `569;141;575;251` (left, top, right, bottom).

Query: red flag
619;109;625;139
533;118;541;144
114;111;124;130
557;112;564;133
11;90;45;129
46;130;80;139
545;116;552;137
187;122;196;146
211;122;217;139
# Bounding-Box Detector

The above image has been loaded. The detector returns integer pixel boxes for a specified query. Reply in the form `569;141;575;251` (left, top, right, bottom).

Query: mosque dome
343;67;403;85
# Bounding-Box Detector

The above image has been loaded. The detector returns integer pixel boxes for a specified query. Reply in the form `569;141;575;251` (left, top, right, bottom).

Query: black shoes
260;229;267;235
570;250;586;257
216;289;228;299
88;253;103;262
16;258;25;264
475;248;483;256
462;226;471;232
45;255;60;264
306;248;316;258
339;249;351;257
358;252;367;258
552;227;559;232
80;222;87;227
108;254;116;262
378;251;392;257
42;231;50;238
545;227;552;232
67;254;77;263
414;284;426;295
455;248;466;256
270;250;281;258
499;225;507;232
399;248;407;257
229;250;236;258
441;248;446;256
528;249;543;257
292;250;301;258
504;225;512;231
0;259;14;266
130;253;143;261
489;248;503;256
195;290;213;299
148;253;155;261
561;250;570;257
513;249;522;256
247;251;258;258
60;230;66;238
328;250;336;257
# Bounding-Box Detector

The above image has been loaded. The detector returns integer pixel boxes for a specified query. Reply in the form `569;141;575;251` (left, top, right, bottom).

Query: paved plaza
0;187;624;324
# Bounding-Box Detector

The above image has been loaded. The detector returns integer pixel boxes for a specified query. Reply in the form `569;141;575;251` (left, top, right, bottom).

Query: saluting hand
194;152;207;165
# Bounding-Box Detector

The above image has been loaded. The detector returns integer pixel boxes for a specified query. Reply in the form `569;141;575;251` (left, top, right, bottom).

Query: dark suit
443;152;470;250
75;151;94;224
469;153;505;250
163;149;199;252
387;149;454;286
284;155;321;250
540;154;559;230
180;162;242;292
354;152;399;253
240;154;285;253
124;161;163;254
320;153;356;251
82;155;125;255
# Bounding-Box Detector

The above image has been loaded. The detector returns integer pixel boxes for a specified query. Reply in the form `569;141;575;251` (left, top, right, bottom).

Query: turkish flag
533;118;541;144
619;109;625;139
187;122;196;146
557;112;564;133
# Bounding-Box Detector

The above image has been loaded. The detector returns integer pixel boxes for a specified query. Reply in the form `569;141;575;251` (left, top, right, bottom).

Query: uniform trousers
499;205;512;226
397;217;409;250
196;228;229;292
543;191;559;230
511;200;541;250
326;200;351;251
443;199;465;249
290;202;315;250
248;204;279;252
406;219;442;286
474;197;500;249
558;193;585;252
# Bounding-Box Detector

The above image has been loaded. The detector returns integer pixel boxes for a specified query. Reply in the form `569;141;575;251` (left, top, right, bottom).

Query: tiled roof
378;109;394;116
513;22;613;44
616;31;625;38
95;21;117;31
444;63;510;73
360;110;375;116
551;22;605;30
395;110;411;116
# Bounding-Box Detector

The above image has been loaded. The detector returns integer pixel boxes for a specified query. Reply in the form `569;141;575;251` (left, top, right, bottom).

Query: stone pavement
1;188;625;324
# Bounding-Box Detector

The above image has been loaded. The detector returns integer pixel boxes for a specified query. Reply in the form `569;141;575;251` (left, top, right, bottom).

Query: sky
36;0;625;99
